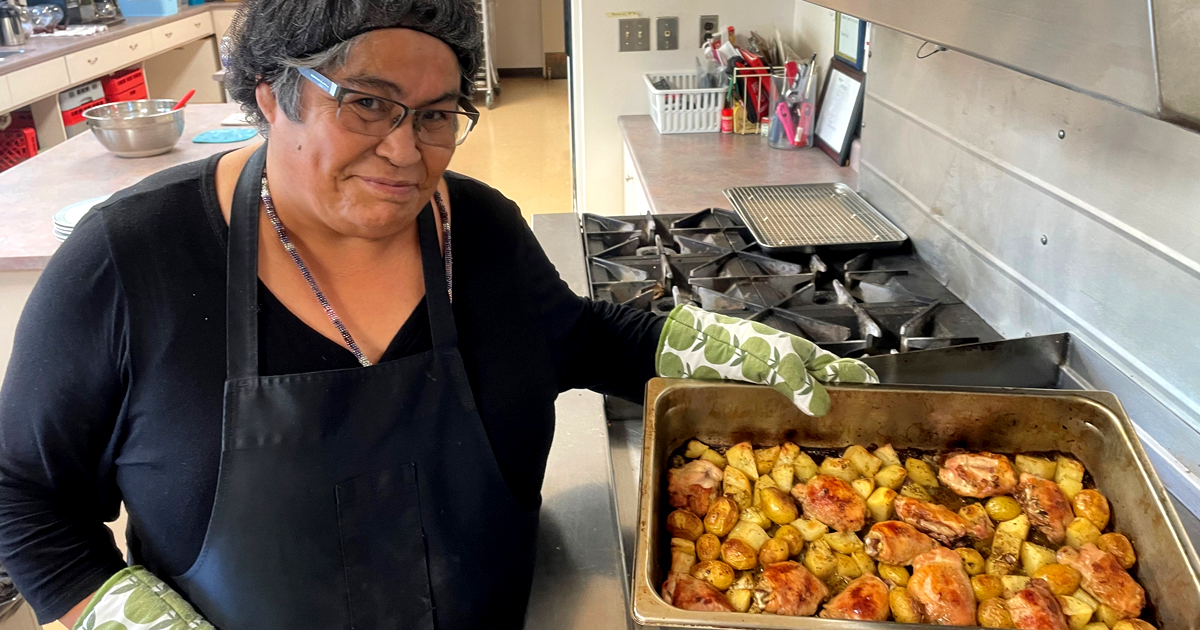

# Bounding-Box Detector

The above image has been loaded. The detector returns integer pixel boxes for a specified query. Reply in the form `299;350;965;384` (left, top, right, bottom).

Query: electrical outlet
657;17;679;50
619;18;651;52
699;15;719;46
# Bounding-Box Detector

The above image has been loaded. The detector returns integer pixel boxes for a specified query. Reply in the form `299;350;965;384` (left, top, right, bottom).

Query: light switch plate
699;15;719;46
619;18;651;52
656;17;679;50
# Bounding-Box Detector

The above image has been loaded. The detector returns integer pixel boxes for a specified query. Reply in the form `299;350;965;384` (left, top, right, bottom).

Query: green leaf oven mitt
656;304;879;416
73;566;215;630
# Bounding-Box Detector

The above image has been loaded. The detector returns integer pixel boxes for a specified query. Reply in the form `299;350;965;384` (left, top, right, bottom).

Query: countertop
618;114;858;214
0;103;256;271
0;4;228;77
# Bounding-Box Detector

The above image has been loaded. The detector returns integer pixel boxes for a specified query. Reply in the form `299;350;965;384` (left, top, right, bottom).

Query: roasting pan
631;379;1200;629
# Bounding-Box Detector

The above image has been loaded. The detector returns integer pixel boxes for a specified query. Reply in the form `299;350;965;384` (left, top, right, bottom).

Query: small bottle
721;108;733;134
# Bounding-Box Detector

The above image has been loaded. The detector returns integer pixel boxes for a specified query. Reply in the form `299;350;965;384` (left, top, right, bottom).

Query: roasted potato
1111;621;1155;630
699;448;727;469
721;538;758;570
972;574;1004;601
867;486;897;523
696;533;722;562
851;477;875;500
759;538;790;565
691;560;735;590
889;587;923;624
726;588;753;612
758;487;799;525
1065;517;1103;549
771;443;800;489
727;520;771;551
820;456;859;482
852;550;876;576
824;531;864;554
879;562;909;587
960;503;994;537
1097;532;1136;569
1057;594;1096;630
684;439;709;459
723;466;753;510
875;444;902;468
803;539;837;579
669;537;696;575
845;445;884;478
792;516;829;542
978;597;1015;628
752;475;777;508
899;481;934;502
774;524;804;556
1034;564;1082;596
834;552;862;580
704;497;740;537
666;509;705;541
1072;589;1099;610
755;445;781;476
957;548;986;576
1082;625;1109;630
1015;454;1057;480
1055;456;1086;501
726;442;759;480
1094;605;1123;628
986;496;1023;522
989;514;1030;576
793;452;819;482
1001;575;1031;598
875;464;908;491
1073;490;1111;530
1020;541;1057;577
905;457;940;488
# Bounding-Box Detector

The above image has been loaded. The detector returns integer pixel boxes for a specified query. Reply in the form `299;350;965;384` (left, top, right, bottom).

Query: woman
0;1;873;628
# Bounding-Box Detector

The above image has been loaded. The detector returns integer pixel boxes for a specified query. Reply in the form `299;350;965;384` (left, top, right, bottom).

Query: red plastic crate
7;109;35;129
62;97;107;127
0;128;38;172
108;83;149;102
102;68;146;100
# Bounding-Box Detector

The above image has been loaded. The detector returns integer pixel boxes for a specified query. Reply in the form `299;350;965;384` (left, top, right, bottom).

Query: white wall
571;0;800;215
494;0;545;69
792;1;837;93
542;0;565;56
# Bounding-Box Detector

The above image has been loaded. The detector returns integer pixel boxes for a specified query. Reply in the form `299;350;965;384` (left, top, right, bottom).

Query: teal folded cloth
192;128;259;143
657;304;878;416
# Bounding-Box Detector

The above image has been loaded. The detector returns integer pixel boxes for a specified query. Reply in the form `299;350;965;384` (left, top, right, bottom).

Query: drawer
151;13;214;52
6;59;71;107
115;31;154;64
0;76;11;113
65;40;125;83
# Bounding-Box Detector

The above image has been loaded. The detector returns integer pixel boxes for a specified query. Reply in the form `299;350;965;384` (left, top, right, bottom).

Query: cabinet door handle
164;32;173;38
194;21;202;27
129;43;138;51
88;56;99;64
625;175;635;182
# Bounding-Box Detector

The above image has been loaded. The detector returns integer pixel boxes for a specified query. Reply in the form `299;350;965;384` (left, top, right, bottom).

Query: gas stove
583;209;1002;418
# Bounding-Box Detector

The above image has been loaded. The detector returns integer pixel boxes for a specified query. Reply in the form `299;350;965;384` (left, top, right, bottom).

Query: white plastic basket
644;72;725;134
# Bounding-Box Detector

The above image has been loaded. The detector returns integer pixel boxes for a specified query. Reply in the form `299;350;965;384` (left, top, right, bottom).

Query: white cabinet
151;13;214;52
212;8;237;40
64;31;152;83
0;76;10;113
5;59;70;109
623;142;651;216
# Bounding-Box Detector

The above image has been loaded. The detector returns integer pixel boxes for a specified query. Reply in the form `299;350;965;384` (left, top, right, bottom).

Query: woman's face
258;28;461;239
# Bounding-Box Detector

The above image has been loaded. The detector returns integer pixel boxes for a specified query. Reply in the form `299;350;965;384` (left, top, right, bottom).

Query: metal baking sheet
632;379;1200;629
725;183;908;253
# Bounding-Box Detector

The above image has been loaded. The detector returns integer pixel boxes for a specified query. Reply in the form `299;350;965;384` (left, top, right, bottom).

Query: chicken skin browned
1005;579;1069;630
908;547;976;626
667;459;723;516
864;521;937;566
791;475;867;532
958;503;996;540
894;496;969;545
756;561;829;616
1015;473;1073;545
669;574;734;612
819;575;891;621
938;452;1018;498
1057;544;1145;619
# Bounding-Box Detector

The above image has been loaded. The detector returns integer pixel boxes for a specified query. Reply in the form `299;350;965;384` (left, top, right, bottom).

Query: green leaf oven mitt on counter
656;304;879;416
73;566;215;630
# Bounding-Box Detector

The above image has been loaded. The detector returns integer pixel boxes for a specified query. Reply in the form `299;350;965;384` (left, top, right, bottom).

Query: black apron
170;144;539;629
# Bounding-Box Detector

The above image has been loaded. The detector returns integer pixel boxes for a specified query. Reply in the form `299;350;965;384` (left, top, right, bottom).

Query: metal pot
83;99;186;158
0;3;26;46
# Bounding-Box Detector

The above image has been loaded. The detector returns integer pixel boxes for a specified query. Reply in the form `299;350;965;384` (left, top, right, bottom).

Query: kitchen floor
450;77;572;221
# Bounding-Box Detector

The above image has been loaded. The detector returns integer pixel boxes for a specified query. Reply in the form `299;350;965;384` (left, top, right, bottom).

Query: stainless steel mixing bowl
83;99;186;158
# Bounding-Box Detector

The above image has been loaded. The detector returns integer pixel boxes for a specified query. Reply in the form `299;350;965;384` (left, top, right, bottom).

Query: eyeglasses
297;68;480;147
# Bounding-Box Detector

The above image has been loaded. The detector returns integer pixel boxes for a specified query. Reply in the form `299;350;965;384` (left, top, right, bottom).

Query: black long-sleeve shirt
0;154;663;623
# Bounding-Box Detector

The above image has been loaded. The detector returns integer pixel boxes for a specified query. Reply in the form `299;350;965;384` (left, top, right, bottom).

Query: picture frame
833;13;867;71
813;58;866;167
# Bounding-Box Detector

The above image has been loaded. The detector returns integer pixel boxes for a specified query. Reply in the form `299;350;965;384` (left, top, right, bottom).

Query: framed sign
814;58;866;166
833;13;867;70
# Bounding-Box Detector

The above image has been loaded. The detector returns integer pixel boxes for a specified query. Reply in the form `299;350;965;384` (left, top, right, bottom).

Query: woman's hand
656;305;878;416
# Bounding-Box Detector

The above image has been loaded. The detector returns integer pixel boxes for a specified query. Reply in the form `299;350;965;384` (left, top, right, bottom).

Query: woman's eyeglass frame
297;67;480;147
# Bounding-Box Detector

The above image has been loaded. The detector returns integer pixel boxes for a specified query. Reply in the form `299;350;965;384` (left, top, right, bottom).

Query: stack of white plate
53;196;110;241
